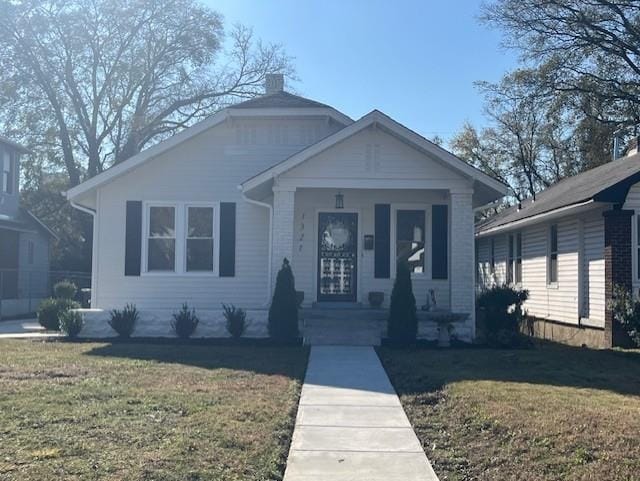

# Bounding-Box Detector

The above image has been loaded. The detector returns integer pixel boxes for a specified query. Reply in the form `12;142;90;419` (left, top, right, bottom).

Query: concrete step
303;309;387;322
304;330;381;346
311;302;364;309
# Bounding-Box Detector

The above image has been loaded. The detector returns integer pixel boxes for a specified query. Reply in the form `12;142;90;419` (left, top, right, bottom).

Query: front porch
272;185;477;343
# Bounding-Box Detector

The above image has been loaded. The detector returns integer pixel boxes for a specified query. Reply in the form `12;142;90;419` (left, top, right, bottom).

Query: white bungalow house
476;145;640;348
67;75;506;342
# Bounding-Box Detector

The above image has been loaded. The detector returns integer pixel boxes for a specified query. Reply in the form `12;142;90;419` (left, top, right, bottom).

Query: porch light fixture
335;191;344;209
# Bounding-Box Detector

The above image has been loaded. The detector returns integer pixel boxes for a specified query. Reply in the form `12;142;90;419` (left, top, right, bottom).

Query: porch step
303;308;387;322
303;326;382;346
303;318;384;346
310;302;364;309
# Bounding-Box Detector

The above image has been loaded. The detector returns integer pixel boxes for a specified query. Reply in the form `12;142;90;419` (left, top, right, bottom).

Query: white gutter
238;186;273;306
476;199;597;237
69;198;98;308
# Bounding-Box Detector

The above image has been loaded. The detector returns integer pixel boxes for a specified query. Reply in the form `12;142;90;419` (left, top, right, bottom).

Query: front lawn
379;345;640;481
0;340;308;481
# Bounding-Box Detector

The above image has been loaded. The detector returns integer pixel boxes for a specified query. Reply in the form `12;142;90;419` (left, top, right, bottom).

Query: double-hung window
507;233;522;285
145;203;216;274
186;206;214;272
147;206;176;272
548;224;558;284
2;149;13;194
490;238;496;275
396;210;426;274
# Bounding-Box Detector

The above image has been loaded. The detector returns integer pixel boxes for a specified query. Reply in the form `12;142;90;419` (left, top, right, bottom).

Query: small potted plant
296;290;305;308
368;291;384;308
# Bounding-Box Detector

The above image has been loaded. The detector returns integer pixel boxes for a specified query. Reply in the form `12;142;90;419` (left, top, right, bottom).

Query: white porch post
271;185;296;292
449;189;476;337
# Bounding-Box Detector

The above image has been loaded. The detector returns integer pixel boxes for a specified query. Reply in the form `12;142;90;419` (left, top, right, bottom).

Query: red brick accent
603;209;633;348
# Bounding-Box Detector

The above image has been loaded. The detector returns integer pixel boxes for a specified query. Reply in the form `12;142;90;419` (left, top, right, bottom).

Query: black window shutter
219;202;236;277
374;204;391;278
432;204;448;279
124;201;142;276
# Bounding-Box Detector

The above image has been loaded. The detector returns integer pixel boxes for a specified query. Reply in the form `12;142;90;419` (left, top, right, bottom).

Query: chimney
265;73;284;95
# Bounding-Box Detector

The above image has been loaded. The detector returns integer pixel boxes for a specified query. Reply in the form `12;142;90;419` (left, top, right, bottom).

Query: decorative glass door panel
317;212;358;302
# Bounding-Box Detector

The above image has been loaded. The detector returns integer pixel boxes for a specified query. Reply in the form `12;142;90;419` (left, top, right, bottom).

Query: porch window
2;149;13;194
396;210;425;274
147;206;176;271
186;206;214;272
548;224;558;284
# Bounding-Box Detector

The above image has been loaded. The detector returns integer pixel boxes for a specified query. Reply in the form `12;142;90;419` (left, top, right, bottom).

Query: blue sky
210;0;519;144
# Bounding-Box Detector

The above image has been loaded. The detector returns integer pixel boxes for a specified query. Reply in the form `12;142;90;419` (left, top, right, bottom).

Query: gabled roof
476;151;640;235
240;109;508;202
0;208;58;239
0;135;30;154
230;90;333;110
66;93;352;203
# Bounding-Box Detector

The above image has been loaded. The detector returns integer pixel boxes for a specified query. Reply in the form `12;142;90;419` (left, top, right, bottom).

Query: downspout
238;186;273;306
69;198;97;308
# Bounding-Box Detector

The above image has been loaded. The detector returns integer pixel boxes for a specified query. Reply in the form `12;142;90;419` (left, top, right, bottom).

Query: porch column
449;190;475;334
271;186;296;292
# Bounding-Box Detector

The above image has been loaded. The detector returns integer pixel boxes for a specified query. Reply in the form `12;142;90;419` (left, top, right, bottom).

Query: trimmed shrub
109;304;139;338
53;280;77;300
171;303;199;339
268;258;299;341
222;303;247;339
59;310;84;339
387;261;417;343
37;298;80;331
476;285;530;347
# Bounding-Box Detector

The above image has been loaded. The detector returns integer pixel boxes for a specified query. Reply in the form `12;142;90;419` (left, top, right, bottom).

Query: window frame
184;204;217;274
390;204;431;279
27;240;35;265
636;214;640;281
2;149;14;195
141;201;219;276
547;224;559;287
507;232;523;286
490;237;496;276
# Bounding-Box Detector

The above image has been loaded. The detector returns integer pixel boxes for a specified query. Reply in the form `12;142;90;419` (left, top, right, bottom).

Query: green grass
0;340;308;481
379;344;640;481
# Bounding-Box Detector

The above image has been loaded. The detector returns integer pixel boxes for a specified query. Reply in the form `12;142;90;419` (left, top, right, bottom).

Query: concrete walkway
284;346;438;481
0;319;60;339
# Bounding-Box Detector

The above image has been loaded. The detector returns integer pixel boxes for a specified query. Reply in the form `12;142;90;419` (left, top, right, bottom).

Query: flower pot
437;323;451;348
368;291;384;308
296;291;305;309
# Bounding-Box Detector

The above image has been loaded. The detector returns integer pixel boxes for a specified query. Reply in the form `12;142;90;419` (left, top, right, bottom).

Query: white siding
476;209;608;327
624;182;640;294
93;116;341;310
582;212;605;327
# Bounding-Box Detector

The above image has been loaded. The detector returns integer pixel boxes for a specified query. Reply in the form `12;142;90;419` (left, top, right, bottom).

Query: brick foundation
603;209;633;348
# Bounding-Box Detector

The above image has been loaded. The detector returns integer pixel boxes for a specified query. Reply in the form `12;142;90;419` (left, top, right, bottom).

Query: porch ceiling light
335;191;344;209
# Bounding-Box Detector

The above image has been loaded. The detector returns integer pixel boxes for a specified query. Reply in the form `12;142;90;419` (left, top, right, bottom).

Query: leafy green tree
268;258;299;341
0;0;293;270
387;261;417;343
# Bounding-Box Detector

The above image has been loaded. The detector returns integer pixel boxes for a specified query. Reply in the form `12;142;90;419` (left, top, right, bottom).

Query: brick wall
603;208;633;348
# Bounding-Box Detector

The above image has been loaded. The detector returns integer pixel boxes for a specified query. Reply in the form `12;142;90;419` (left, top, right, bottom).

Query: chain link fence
0;269;91;319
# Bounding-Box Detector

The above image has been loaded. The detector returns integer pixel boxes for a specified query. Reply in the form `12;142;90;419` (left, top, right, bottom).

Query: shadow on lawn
85;341;309;379
378;342;640;398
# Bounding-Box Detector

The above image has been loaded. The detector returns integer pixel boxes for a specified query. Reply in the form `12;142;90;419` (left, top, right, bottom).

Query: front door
317;212;358;302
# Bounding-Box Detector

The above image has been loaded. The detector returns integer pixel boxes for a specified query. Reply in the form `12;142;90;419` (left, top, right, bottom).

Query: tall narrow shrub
268;258;299;341
387;261;417;343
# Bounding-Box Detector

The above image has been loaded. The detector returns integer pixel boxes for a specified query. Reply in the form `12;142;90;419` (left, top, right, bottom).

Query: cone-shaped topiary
387;261;417;343
268;258;299;341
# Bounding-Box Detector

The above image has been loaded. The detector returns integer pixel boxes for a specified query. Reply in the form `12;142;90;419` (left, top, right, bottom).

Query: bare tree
482;0;640;127
0;0;293;187
451;70;576;203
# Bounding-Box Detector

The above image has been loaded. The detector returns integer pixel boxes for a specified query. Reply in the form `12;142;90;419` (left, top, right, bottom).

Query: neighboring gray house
66;75;506;342
476;146;640;348
0;136;55;318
